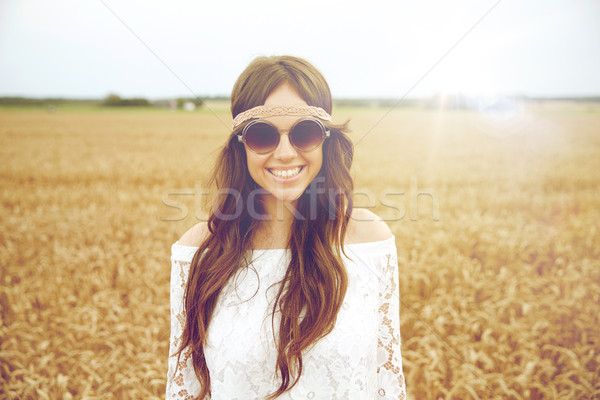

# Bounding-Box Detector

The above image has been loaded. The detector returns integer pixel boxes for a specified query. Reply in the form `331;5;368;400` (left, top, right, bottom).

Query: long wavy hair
176;55;354;399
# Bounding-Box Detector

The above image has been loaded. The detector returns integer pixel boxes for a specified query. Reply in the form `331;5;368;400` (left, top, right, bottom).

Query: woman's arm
347;209;406;398
166;252;203;398
376;244;407;399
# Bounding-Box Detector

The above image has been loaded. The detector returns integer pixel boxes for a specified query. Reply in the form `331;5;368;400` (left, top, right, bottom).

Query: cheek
310;148;324;172
301;148;324;183
244;148;262;180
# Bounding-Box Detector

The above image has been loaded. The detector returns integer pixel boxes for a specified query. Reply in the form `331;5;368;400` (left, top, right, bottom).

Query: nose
272;132;297;161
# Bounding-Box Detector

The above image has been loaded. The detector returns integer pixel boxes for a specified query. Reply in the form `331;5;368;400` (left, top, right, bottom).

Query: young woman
166;55;406;399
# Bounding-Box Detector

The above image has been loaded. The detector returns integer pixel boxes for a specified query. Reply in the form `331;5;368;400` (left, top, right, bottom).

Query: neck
253;196;299;249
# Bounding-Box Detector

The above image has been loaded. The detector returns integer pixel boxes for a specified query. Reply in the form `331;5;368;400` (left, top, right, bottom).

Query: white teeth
269;167;302;178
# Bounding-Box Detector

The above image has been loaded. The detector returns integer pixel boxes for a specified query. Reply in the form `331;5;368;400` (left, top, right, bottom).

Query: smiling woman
166;55;407;400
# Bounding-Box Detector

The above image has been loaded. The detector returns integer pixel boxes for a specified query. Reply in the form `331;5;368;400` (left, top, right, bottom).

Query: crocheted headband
232;105;332;129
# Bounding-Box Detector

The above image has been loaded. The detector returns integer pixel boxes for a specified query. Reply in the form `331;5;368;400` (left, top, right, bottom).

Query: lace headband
232;105;332;129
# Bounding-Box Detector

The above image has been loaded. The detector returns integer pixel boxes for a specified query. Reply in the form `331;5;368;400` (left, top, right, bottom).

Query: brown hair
176;55;354;399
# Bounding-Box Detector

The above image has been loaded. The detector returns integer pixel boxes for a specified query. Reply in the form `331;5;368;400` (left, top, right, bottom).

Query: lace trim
232;105;332;128
377;253;406;399
167;259;207;399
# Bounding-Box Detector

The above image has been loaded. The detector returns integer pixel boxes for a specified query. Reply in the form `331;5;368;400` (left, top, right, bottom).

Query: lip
266;166;305;183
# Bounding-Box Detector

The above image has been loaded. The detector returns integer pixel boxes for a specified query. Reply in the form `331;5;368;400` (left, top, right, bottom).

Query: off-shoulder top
166;236;406;399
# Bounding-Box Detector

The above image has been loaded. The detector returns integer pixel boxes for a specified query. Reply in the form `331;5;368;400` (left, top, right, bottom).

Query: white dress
166;235;406;400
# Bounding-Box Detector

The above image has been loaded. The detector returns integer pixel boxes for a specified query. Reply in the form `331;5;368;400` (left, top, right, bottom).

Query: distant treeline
1;95;599;108
0;97;100;106
0;95;207;109
529;96;600;102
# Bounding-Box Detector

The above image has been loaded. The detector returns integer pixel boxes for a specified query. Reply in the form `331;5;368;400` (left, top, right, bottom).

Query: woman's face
244;82;324;208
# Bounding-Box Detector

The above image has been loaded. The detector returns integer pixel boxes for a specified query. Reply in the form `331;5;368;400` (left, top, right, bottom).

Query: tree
103;94;123;106
102;94;150;107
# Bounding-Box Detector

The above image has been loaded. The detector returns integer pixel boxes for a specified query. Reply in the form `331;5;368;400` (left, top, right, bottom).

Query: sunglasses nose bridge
272;131;298;159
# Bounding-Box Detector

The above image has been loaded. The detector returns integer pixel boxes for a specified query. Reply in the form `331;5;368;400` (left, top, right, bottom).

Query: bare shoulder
178;222;210;247
345;208;393;244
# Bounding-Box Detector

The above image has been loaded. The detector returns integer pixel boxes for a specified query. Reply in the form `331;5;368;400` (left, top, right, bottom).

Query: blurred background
1;0;599;399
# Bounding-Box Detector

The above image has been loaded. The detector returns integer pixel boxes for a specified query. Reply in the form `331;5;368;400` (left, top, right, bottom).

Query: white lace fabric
166;236;406;400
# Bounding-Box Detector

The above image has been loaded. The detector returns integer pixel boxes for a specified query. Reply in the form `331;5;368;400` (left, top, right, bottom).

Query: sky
0;0;599;100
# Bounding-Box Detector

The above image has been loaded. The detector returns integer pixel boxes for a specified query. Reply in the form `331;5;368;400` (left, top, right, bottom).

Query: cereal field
1;102;599;399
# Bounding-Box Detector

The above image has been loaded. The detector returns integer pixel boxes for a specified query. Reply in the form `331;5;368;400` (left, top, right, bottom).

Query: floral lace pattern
166;236;406;399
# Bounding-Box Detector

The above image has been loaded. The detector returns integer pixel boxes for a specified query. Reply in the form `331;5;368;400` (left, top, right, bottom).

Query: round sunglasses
237;117;330;154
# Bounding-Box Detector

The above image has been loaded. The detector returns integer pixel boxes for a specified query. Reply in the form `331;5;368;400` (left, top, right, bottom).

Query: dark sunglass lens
290;120;324;151
245;123;278;153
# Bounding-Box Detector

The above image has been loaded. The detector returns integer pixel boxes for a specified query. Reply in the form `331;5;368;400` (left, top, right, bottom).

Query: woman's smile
266;165;304;180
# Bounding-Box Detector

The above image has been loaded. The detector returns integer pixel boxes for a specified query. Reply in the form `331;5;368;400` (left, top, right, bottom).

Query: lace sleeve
376;251;407;399
166;257;204;399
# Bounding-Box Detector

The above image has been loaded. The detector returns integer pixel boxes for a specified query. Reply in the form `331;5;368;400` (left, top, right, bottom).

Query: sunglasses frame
237;117;331;154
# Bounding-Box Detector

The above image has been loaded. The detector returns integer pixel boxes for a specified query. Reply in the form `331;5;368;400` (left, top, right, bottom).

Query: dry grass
1;102;599;399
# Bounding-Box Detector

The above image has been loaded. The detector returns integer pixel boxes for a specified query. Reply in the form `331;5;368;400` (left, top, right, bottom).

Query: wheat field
1;102;599;399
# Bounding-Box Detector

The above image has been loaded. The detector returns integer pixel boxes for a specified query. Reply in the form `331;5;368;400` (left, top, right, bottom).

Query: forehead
264;82;307;107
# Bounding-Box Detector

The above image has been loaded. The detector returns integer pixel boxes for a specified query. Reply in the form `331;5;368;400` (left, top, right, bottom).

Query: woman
167;55;406;399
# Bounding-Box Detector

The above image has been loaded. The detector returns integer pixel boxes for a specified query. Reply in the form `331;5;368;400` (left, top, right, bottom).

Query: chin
270;188;304;203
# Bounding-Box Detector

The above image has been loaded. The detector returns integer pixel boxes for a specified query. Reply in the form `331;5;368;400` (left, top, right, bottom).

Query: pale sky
0;0;599;99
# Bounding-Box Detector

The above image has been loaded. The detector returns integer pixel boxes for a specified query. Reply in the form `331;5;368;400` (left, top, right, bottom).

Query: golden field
1;102;599;399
